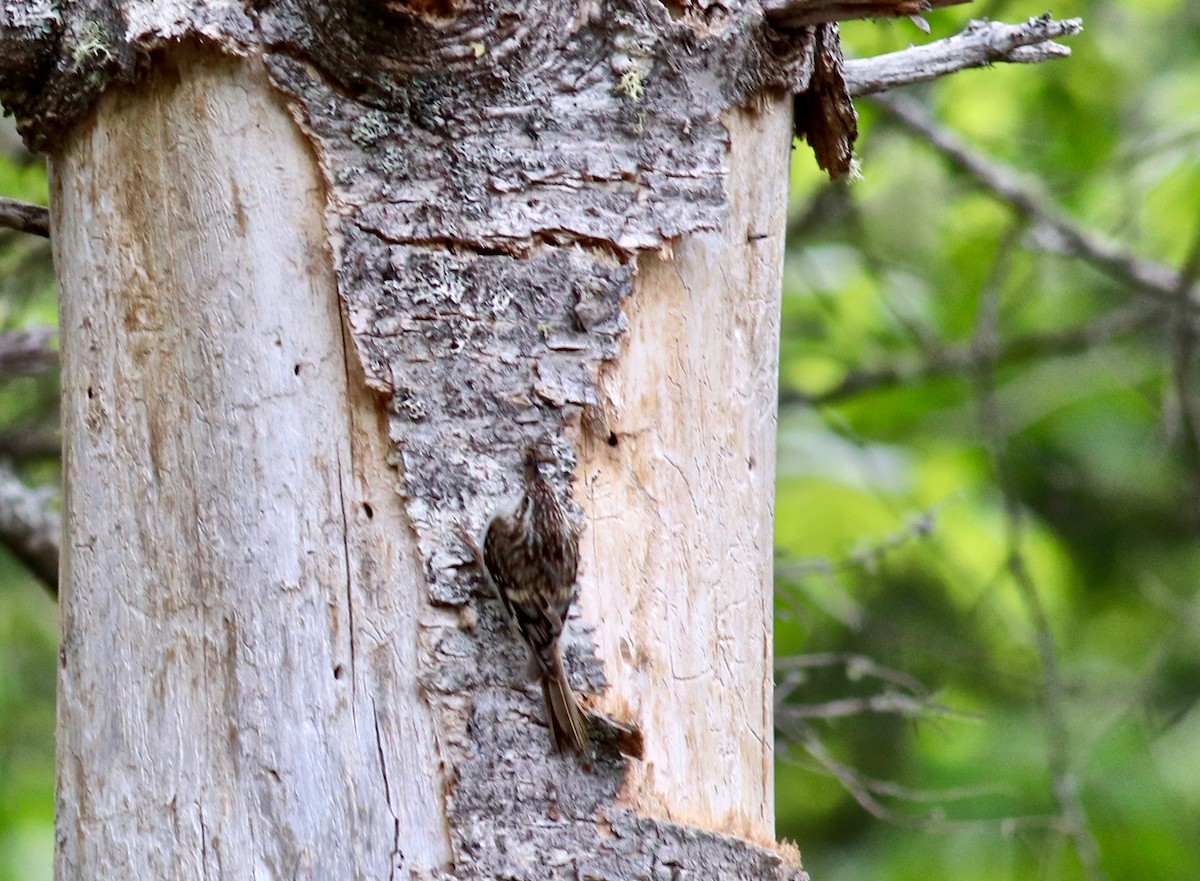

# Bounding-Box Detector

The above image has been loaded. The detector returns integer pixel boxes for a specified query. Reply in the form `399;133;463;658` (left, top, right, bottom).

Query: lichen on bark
261;0;812;578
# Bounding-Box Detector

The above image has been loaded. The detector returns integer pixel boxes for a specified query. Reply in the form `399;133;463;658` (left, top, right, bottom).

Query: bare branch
776;652;974;733
0;195;50;237
1164;219;1200;506
785;725;1014;830
798;303;1161;405
844;15;1083;96
777;651;929;695
796;727;912;822
872;93;1194;307
764;0;969;28
0;458;59;596
779;692;957;720
971;231;1111;881
0;428;60;461
781;700;1073;835
0;326;58;376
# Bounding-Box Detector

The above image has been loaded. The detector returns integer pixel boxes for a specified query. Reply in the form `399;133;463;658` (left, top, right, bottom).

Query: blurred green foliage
0;122;57;881
776;1;1200;879
2;1;1199;880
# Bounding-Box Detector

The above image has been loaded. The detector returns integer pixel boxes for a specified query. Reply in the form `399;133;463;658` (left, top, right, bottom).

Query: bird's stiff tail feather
540;650;589;755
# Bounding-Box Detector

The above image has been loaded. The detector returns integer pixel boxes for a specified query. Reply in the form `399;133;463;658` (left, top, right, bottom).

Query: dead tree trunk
0;2;1078;879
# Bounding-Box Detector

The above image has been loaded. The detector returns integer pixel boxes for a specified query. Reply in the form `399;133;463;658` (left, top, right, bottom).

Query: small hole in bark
334;664;346;680
363;502;375;519
293;363;301;375
607;432;619;447
86;386;94;400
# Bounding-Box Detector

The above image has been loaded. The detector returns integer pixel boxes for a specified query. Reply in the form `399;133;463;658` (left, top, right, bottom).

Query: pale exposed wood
579;101;792;843
51;51;448;879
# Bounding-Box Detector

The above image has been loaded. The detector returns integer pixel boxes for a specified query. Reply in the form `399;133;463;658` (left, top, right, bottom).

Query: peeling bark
792;22;856;178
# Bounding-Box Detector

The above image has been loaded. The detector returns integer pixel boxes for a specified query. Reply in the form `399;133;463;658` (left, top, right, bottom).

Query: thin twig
1167;220;1200;505
793;303;1161;405
786;723;1021;829
778;651;928;695
0;428;61;461
778;692;963;720
843;15;1082;96
872;93;1194;307
795;725;914;823
776;651;939;717
970;227;1110;881
0;195;50;237
781;717;1078;834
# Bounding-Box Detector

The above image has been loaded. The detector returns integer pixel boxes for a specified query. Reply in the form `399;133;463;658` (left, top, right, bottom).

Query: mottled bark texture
7;2;857;879
263;5;807;878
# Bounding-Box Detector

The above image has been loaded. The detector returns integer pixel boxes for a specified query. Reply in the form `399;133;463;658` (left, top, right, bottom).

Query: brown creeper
480;436;589;754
